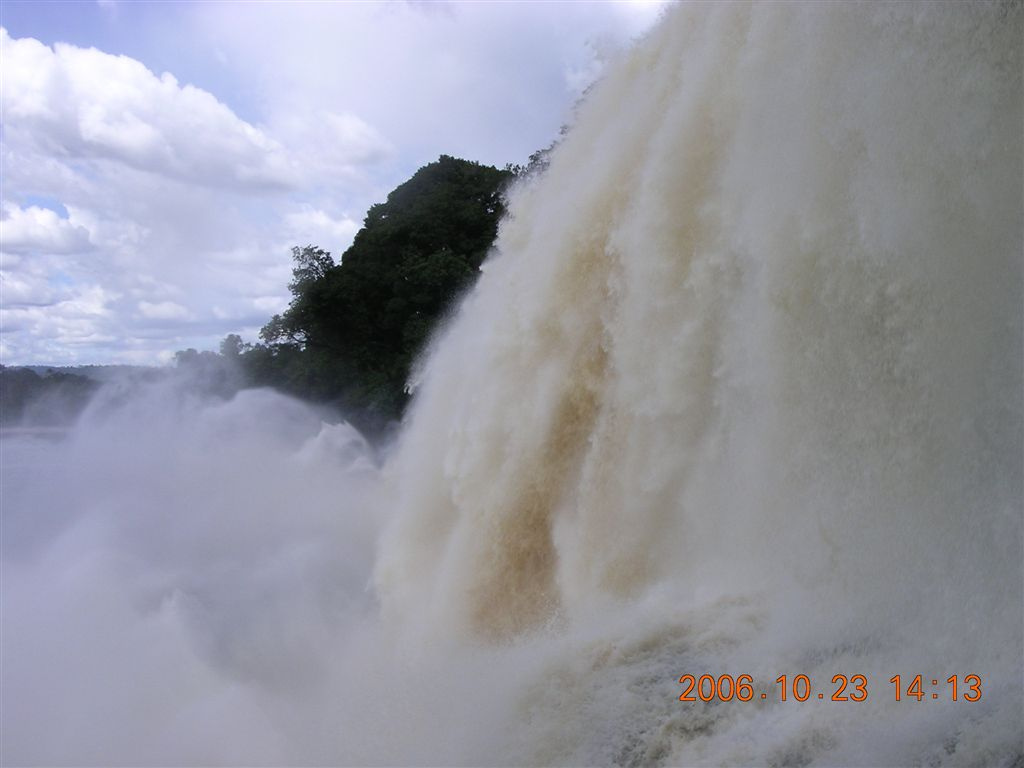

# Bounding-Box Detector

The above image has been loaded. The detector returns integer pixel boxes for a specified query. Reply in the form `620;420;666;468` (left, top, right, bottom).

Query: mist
3;374;384;762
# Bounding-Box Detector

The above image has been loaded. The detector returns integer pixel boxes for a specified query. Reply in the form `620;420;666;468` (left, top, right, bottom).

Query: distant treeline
179;154;539;438
0;366;99;426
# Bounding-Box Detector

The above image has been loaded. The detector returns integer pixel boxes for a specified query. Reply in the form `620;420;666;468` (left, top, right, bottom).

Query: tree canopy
0;365;98;426
248;155;515;434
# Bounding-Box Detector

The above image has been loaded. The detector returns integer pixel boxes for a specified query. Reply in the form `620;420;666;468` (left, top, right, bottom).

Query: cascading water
376;2;1023;763
1;3;1020;766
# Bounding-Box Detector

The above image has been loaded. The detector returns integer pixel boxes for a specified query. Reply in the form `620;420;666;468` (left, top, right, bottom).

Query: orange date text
677;674;983;703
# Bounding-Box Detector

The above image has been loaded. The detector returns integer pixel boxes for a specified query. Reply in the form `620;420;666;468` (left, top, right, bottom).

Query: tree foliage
0;365;98;425
249;155;514;433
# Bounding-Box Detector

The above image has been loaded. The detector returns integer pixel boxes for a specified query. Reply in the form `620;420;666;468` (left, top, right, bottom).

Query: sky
0;0;668;366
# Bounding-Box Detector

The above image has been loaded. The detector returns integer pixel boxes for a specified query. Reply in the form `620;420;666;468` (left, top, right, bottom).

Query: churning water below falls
2;3;1022;766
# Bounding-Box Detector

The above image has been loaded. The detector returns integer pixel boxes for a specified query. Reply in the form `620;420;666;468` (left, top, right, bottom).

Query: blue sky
0;0;666;365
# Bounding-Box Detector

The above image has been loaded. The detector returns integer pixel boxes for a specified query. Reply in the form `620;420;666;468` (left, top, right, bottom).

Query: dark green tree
0;365;97;426
219;334;246;358
261;246;337;349
256;155;514;432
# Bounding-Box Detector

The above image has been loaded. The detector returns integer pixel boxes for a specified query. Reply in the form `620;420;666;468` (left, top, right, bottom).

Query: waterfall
2;3;1019;765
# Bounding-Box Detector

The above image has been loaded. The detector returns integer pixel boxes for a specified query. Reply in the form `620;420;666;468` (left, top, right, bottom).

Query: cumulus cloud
0;5;666;364
1;283;121;363
284;207;361;255
137;300;190;321
0;23;408;365
0;32;295;363
0;28;294;191
0;201;93;255
322;112;393;166
276;110;395;185
0;270;57;308
251;295;288;314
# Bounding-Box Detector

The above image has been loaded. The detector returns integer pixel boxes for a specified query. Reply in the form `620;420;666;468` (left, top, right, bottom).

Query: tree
255;155;514;432
173;346;242;398
174;348;201;367
219;334;246;358
0;365;97;426
261;246;337;349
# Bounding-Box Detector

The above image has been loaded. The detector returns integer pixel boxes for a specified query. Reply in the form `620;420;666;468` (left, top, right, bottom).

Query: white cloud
252;296;287;314
0;269;58;308
1;284;120;364
284;207;360;255
0;28;294;191
0;202;93;255
0;25;410;364
275;111;394;186
192;2;666;172
323;112;393;165
137;300;190;320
